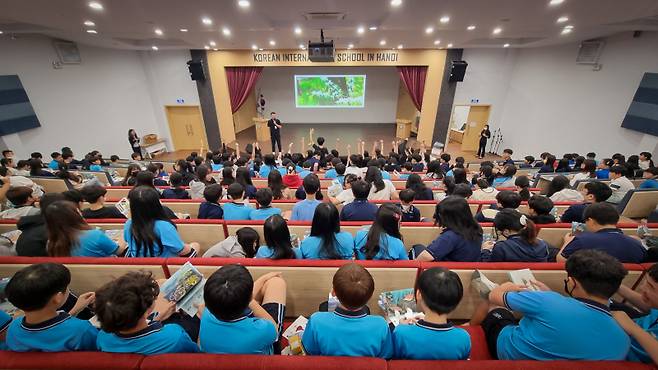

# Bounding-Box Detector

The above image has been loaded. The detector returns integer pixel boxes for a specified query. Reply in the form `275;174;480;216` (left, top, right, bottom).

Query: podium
253;117;270;143
396;119;412;139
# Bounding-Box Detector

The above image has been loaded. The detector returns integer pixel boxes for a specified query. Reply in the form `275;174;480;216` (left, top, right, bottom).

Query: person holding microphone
267;112;282;154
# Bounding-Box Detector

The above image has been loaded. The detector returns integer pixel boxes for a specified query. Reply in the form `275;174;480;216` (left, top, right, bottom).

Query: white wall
454;31;658;158
256;66;400;124
0;35;198;158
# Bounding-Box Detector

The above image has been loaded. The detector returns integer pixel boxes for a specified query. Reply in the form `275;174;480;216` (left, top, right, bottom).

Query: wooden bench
28;177;71;193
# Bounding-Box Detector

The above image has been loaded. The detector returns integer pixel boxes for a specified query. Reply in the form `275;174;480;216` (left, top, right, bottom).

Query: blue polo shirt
639;179;658;189
480;235;549;262
596;169;610;179
291;199;321;221
299;169;311;179
258;165;278;178
6;311;98;352
249;206;281;220
198;202;224;219
340;199;378;221
354;230;408;260
302;307;393;358
199;308;277;354
393;321;470;360
560;203;589;223
324;169;337;178
255;246;302;259
89;164;103;171
628;309;658;363
211;163;223;172
70;229;119;257
497;291;629;360
96;322;199;354
223;202;253;220
381;171;391;180
426;229;482;262
124;220;184;257
48;160;59;170
299;232;354;259
561;228;647;263
0;311;11;350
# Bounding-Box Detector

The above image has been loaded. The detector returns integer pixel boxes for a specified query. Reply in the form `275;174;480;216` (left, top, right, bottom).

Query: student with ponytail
514;176;530;201
481;209;549;262
355;203;408;260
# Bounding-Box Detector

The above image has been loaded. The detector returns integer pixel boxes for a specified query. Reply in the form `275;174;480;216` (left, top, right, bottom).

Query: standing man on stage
267;111;282;154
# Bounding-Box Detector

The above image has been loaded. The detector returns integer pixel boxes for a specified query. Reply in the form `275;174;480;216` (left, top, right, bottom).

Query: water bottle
550;206;559;220
638;219;651;239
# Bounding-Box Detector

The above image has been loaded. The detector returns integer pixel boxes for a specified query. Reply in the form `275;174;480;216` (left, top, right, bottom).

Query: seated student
94;271;199;354
282;164;303;189
249;188;282;221
560;181;612;223
514;176;531;201
161;172;191;200
397;189;421;222
203;227;260;258
555;158;571;173
639;167;658;189
546;175;584;202
470;178;499;201
570;159;597;187
223;183;253;220
393;267;470;360
439;153;452;174
538;154;556;173
416;196;482;262
481;210;549;262
340;180;378;221
558;202;646;263
5;263;98;352
498;148;514;167
89;156;103;172
405;174;433;200
302;263;393;358
0;186;40;219
146;163;168;186
291;174;322;221
519;155;535;169
300;203;354;259
596;158;613;179
255;214;301;259
452;183;473;199
526;195;556;224
639;151;655;170
235;167;256;200
28;158;55;177
258;154;278;178
124;186;198;257
471;250;630;360
333;162;346;186
198;184;224;219
323;158;342;179
365;166;398;201
608;165;636;204
298;161;312;179
45;200;125;257
48;152;62;170
189;164;217;199
219;167;235;187
475;190;522;223
354;204;408;260
200;265;287;354
492;165;517;188
80;185;126;219
15;193;65;257
331;173;358;205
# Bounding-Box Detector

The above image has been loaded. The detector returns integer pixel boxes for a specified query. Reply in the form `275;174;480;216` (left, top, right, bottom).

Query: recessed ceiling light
83;20;95;27
557;16;569;23
369;26;377;31
258;48;263;51
561;28;572;35
390;0;402;6
425;26;434;34
433;39;441;45
549;0;564;5
564;24;574;29
154;28;163;36
180;28;188;32
204;45;210;50
209;41;216;46
299;44;304;49
294;27;302;35
251;44;258;50
0;31;3;35
86;29;97;34
357;26;365;34
440;16;450;24
269;40;276;46
397;44;403;49
213;48;218;51
238;0;250;8
379;40;386;46
348;43;354;49
503;43;510;48
492;27;502;35
151;46;159;51
447;43;453;48
467;25;476;31
222;27;231;36
202;17;213;25
88;2;103;10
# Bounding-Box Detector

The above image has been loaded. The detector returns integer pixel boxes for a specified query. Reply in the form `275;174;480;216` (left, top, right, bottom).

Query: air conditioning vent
303;12;346;21
576;40;605;65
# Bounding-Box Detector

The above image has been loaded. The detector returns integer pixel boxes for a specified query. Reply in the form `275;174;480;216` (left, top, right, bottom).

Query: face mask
563;278;576;297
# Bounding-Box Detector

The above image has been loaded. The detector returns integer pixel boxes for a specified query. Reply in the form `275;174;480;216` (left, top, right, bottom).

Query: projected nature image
295;75;366;108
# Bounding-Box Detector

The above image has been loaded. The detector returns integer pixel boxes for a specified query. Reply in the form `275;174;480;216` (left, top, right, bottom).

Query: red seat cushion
461;325;492;360
140;354;386;370
0;351;143;370
389;360;656;370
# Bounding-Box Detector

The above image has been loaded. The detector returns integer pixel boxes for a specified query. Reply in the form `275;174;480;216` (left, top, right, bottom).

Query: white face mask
401;203;412;212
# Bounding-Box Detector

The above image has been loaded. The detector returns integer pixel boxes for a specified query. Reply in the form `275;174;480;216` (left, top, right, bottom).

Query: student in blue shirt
302;263;393;358
560;181;612;223
223;183;253;220
481;209;549;262
333;162;346;186
416;196;482;262
324;158;342;179
43;200;125;257
471;250;630;360
198;184;224;219
301;202;354;259
200;265;287;354
5;263;98;352
258;154;278;178
640;167;658;189
393;267;470;360
340;180;378;221
48;152;62;170
161;172;191;200
596;158;613;179
250;188;282;220
291;174;322;221
89;156;103;172
0;310;10;350
355;203;408;260
298;161;312;179
124;186;199;257
94;271;199;354
236;167;257;199
255;214;300;259
558;202;646;263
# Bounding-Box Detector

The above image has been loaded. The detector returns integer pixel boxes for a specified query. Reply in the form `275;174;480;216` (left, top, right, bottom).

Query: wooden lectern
396;119;412;139
253;117;270;143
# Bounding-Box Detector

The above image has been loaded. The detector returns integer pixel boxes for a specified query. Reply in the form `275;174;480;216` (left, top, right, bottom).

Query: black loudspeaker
187;59;205;81
449;60;468;82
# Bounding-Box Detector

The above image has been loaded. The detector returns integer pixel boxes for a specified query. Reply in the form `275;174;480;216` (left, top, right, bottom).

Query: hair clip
519;214;528;226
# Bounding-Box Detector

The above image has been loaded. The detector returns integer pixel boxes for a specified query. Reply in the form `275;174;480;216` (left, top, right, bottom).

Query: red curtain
397;66;428;111
225;67;263;113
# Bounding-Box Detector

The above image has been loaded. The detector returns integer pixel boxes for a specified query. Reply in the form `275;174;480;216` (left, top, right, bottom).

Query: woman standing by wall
477;124;491;159
128;129;142;160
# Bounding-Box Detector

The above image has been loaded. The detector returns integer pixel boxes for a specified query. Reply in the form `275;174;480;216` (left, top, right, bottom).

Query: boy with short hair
161;172;191;200
439;153;451;174
302;263;393;358
5;263;98;351
639;167;658;189
526;195;556;224
199;265;287;354
291;174;321;221
49;152;62;170
89;156;103;172
94;271;199;354
0;186;40;219
608;165;636;204
393;267;470;360
223;183;252;220
198;184;224;219
340;180;378;221
80;184;126;219
561;181;612;223
520;156;535;169
499;149;514;167
397;189;421;222
250;188;282;220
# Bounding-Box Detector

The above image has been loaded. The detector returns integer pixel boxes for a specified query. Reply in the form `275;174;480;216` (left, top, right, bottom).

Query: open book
160;262;205;316
114;197;130;218
472;269;540;299
508;268;539;291
378;288;424;326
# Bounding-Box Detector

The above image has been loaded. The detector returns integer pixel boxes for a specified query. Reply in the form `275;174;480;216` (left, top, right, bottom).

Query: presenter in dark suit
267;111;282;154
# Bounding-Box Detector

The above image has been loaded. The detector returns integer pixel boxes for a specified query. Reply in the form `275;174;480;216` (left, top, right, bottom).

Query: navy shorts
481;308;517;359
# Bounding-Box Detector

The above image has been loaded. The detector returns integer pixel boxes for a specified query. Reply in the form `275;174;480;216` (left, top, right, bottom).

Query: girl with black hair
514;176;531;201
355;203;408;260
268;170;293;200
300;202;354;259
28;158;55;177
471;178;499;201
365;166;398;200
570;159;597;186
189;164;217;199
405;173;433;200
255;214;299;259
203;227;260;258
539;155;556;173
121;164;141;186
547;175;583;202
123;186;198;257
555;158;572;173
128;129;142;159
477;124;491;159
452;168;469;185
481;209;549;262
219;167;235;187
235;167;257;199
424;160;444;180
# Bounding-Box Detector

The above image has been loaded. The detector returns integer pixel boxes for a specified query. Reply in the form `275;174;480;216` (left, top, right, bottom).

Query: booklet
378;288;425;326
508;269;539;291
114;197;130;217
282;316;308;356
160;262;205;317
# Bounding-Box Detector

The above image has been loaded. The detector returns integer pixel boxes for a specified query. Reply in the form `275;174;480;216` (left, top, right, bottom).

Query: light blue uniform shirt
6;311;98;352
354;230;408;260
299;232;354;259
123;220;184;257
291;199;321;221
0;311;11;350
249;207;282;221
71;229;118;257
96;322;199;355
199;308;277;354
48;160;59;170
89;164;103;171
223;202;253;220
299;170;311;179
393;321;471;360
629;309;658;363
258;165;277;178
255;246;302;259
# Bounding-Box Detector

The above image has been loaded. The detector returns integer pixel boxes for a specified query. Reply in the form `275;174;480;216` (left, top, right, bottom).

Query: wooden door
460;105;491;151
165;106;208;151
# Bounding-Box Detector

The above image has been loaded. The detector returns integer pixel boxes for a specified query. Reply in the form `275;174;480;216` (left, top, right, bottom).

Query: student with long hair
189;164;217;199
235;167;257;199
481;209;549;262
128;129;142;159
555;158;572;173
268;170;290;200
28;158;54;177
547;175;583;202
405;174;433;201
570;159;597;187
203;227;260;258
300;202;354;259
424;160;444;180
121;164;142;186
452;168;469;186
365;166;398;200
492;165;517;188
255;214;299;259
477;124;491;159
416;196;482;262
219;167;235;187
123;186;198;257
471;178;499;201
174;159;195;185
56;163;84;187
355;203;408;260
514;176;530;201
44;200;125;257
538;154;556;173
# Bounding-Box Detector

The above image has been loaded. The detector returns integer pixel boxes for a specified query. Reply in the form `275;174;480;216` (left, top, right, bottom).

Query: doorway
165;105;209;151
447;104;491;152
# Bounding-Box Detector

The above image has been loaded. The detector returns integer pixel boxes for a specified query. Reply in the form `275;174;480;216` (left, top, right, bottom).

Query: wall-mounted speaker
449;60;468;82
187;59;205;81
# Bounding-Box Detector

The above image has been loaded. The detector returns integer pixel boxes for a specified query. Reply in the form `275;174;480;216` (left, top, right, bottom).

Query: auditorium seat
0;351;143;370
388;361;654;370
28;176;71;193
140;354;387;370
618;189;658;219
